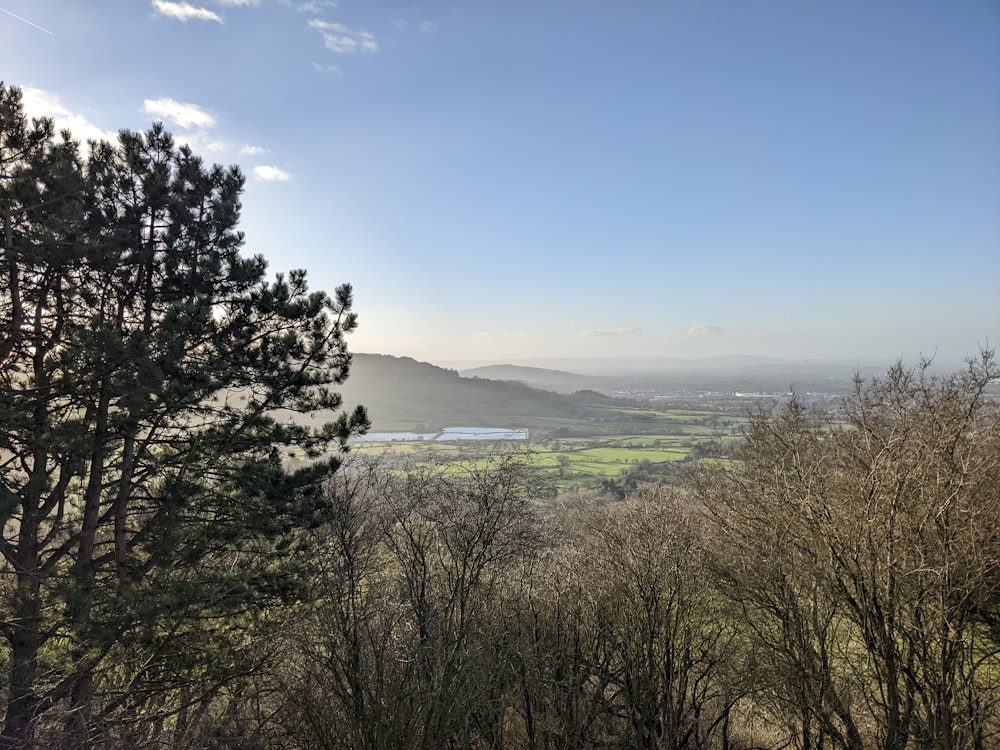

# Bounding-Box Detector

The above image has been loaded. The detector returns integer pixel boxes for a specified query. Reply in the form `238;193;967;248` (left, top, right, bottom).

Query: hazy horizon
5;1;998;364
368;350;983;379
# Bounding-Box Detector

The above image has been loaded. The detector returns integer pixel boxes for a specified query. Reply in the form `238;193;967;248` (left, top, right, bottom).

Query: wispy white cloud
215;0;259;6
308;19;378;53
581;327;641;338
291;0;337;12
253;165;292;182
19;88;280;171
311;61;341;74
20;88;116;144
685;325;725;336
140;98;224;156
163;131;231;154
142;98;216;129
393;18;438;33
195;138;229;153
151;0;222;23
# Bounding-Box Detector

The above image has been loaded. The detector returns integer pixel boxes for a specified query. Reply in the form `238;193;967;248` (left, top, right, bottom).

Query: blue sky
3;0;998;366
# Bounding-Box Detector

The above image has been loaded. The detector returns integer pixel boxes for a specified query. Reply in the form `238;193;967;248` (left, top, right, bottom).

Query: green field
287;357;750;491
346;437;686;492
344;404;740;491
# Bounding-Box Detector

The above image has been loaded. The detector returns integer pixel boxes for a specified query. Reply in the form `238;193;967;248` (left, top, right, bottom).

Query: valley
311;353;865;491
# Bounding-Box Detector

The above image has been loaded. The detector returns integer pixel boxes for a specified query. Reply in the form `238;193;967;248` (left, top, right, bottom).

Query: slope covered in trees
336;353;615;430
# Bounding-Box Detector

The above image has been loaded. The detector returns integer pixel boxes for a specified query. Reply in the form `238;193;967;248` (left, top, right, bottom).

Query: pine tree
0;83;368;748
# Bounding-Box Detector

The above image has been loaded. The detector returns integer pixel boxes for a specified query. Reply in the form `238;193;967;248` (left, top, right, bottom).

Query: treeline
3;82;999;748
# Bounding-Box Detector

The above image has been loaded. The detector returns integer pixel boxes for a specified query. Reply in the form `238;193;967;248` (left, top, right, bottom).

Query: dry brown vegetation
136;353;997;750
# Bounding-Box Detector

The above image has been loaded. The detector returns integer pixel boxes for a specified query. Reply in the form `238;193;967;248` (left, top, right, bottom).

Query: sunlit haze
4;0;998;367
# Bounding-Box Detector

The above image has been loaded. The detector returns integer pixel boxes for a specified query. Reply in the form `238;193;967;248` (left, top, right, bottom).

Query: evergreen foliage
0;83;368;748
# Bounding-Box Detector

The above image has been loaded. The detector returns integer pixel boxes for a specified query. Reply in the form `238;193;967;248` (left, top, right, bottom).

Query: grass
297;404;741;492
348;431;712;489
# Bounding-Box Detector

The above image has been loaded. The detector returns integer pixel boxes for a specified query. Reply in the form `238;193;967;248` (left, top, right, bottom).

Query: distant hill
459;364;597;393
442;355;897;377
335;354;617;431
444;356;903;395
329;353;944;434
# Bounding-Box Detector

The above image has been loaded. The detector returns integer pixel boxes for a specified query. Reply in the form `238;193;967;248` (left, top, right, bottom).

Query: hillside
459;364;597;393
336;354;617;431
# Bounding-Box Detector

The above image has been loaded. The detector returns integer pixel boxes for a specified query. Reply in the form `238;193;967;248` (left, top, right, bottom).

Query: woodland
2;84;999;749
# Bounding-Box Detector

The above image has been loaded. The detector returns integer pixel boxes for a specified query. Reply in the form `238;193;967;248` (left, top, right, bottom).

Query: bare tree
283;451;544;750
508;486;748;750
508;505;620;750
696;352;1000;749
584;486;748;750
